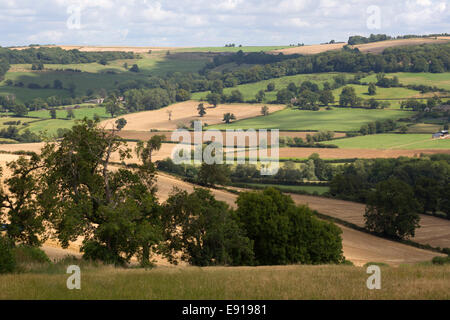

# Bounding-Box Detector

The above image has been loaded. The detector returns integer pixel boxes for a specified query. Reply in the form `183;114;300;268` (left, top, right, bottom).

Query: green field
210;108;414;131
247;183;330;195
0;53;210;103
0;105;111;138
0;85;71;104
27;105;109;120
192;73;341;102
361;72;450;91
332;84;421;101
323;134;450;149
1;263;448;299
407;123;443;134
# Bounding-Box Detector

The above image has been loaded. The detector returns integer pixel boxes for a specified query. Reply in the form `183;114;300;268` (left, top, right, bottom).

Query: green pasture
332;84;422;101
323;133;450;149
192;73;346;102
246;183;330;195
361;72;450;91
210;107;414;131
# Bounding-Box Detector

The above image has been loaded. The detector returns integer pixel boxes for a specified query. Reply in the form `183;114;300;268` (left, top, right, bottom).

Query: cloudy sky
0;0;448;47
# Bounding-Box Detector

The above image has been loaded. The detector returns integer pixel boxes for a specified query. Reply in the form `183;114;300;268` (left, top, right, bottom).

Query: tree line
330;155;450;224
0;47;137;64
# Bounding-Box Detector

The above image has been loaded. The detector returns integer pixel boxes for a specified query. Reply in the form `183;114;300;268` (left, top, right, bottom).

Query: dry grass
1;264;449;299
115;130;346;143
354;37;450;54
270;43;346;55
101;101;285;131
277;147;450;159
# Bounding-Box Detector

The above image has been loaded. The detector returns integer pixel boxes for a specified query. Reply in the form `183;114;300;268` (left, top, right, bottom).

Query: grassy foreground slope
1;264;449;299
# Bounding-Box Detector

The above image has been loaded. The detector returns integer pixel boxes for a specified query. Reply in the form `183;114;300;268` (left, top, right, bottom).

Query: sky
0;0;449;47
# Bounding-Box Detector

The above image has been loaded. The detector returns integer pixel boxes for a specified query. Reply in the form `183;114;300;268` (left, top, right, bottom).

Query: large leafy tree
339;86;358;107
0;154;47;246
36;118;165;266
364;178;421;239
235;188;343;265
162;188;254;266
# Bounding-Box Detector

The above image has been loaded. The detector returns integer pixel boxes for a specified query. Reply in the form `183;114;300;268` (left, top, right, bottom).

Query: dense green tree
198;162;231;187
206;93;221;107
235;188;343;265
228;89;244;103
364;178;421;239
162;188;254;266
222;113;236;124
197;103;206;117
0;236;16;274
210;80;224;94
339;86;358;107
261;105;269;116
368;83;377;95
0;155;47;246
319;90;335;106
255;90;265;102
104;94;123;118
35;119;164;266
129;64;140;72
12;104;28;117
266;82;275;92
53;79;63;89
66;109;75;119
49;109;57;119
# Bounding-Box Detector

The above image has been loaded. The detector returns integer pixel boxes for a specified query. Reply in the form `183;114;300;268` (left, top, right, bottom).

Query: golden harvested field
230;147;450;160
277;147;450;159
270;43;346;55
115;130;346;146
354;37;450;54
270;37;450;56
0;142;45;154
101;101;285;131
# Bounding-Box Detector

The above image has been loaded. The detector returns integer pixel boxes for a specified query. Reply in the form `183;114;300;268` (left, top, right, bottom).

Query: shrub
0;236;16;274
13;245;50;265
431;256;450;265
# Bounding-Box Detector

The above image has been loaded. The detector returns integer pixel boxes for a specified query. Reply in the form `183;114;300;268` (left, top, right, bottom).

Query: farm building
432;130;449;139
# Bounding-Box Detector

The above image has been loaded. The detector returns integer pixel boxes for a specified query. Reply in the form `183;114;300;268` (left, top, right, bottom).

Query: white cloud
0;0;448;47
